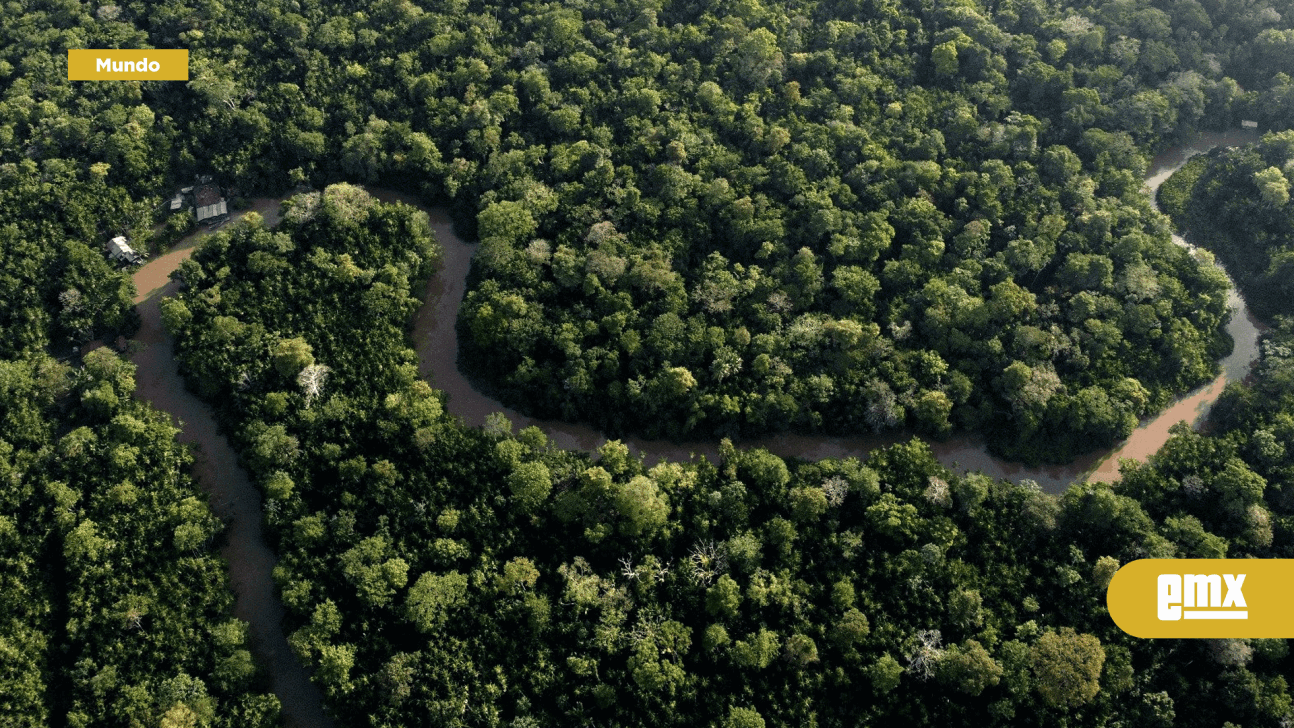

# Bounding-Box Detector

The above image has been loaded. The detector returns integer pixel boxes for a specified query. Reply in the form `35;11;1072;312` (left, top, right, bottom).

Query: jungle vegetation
162;185;1294;727
0;352;280;725
3;0;1294;724
8;0;1294;459
1158;130;1294;321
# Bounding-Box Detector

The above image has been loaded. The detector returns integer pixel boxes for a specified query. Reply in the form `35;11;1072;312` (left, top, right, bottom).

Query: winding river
405;129;1268;493
1085;129;1268;481
126;200;335;728
118;131;1264;726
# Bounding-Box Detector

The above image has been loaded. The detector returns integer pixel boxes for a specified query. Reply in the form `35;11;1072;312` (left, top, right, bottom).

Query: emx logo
1157;573;1246;620
1109;560;1294;638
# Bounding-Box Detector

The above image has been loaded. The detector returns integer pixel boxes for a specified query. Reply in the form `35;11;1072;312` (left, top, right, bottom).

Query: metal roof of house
107;236;138;261
196;200;228;223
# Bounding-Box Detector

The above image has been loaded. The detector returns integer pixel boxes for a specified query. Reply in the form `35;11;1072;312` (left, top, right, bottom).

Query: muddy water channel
403;198;1107;490
126;201;335;728
113;131;1262;727
1086;129;1268;481
405;130;1267;493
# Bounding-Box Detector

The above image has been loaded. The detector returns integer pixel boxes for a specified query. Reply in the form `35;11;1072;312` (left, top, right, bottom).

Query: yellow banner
68;49;189;80
1108;559;1294;638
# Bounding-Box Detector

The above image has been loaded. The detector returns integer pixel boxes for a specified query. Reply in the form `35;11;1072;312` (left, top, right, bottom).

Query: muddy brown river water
119;132;1264;727
126;201;334;728
403;129;1268;492
1086;129;1269;481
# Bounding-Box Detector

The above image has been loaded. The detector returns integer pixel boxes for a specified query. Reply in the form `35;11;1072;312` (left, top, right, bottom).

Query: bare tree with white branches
688;541;728;586
906;629;944;681
297;364;331;405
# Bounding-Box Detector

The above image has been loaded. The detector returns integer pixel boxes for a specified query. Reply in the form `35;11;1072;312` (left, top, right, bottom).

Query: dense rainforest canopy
1;0;1294;724
6;0;1294;459
0;4;280;725
0;350;281;726
162;184;1294;727
1158;130;1294;320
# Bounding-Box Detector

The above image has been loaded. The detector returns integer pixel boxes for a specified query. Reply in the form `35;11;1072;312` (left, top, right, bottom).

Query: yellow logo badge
68;49;189;80
1108;559;1294;638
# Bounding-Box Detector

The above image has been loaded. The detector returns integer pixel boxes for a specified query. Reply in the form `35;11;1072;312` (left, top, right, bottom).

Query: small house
107;236;142;265
196;199;229;225
193;183;229;225
168;194;184;212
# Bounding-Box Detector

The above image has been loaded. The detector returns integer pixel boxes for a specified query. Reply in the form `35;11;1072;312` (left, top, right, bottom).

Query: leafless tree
864;379;902;432
620;557;639;581
906;629;944;681
688;541;728;586
652;559;672;584
297;364;331;405
822;476;849;507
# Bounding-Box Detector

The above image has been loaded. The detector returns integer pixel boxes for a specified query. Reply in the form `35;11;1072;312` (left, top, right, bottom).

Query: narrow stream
125;201;335;728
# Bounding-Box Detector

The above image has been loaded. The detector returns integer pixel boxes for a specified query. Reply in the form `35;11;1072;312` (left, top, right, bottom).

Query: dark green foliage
1157;155;1209;226
54;0;1283;463
419;0;1252;461
1159;132;1294;320
5;0;1294;724
0;8;286;716
3;0;1292;462
0;352;279;727
167;203;1294;728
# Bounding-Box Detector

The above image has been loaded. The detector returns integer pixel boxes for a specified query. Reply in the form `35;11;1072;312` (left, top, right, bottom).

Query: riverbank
103;131;1264;721
402;130;1267;494
1085;129;1269;483
123;198;333;728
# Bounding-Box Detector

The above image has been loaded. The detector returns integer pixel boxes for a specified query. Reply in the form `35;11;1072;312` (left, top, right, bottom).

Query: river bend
405;130;1267;493
125;201;335;728
115;131;1265;728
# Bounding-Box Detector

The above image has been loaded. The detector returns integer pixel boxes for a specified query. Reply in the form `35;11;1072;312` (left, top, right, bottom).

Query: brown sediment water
400;130;1269;494
397;189;1102;491
1087;130;1269;482
124;199;333;728
1086;296;1268;483
109;133;1266;724
133;199;285;301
